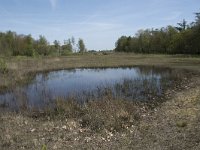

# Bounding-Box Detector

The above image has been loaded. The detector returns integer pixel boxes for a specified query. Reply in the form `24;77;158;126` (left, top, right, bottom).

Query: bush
0;59;8;73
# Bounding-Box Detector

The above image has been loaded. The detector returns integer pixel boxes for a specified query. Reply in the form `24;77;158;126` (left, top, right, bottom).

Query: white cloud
49;0;58;10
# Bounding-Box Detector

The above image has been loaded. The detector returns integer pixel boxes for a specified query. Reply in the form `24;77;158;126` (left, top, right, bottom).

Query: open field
0;53;200;149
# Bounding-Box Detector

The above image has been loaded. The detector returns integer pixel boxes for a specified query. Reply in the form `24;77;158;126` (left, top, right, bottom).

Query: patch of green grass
41;144;47;150
176;121;187;128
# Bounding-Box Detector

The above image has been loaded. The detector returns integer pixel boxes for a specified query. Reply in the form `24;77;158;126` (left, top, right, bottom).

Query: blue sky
0;0;199;50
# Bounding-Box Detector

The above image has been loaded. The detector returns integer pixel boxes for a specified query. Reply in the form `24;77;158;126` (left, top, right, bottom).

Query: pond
0;66;177;111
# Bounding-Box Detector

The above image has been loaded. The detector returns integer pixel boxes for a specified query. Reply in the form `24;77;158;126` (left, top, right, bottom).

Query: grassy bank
0;53;200;149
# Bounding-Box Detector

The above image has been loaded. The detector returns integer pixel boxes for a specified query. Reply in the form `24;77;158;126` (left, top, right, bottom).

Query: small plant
102;52;109;55
0;58;8;73
41;144;47;150
176;121;187;128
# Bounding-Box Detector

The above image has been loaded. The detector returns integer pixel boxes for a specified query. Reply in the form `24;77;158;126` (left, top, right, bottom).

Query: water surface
0;67;174;110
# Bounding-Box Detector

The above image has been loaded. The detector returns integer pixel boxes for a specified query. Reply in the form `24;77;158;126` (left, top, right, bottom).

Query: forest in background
115;12;200;54
0;33;86;56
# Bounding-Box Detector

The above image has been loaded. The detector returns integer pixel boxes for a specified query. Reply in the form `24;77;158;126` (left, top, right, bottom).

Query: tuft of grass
36;97;84;119
79;96;143;132
176;120;187;128
41;144;47;150
53;98;84;118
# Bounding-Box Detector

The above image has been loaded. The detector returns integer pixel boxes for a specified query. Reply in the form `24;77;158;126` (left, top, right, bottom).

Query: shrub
0;59;8;73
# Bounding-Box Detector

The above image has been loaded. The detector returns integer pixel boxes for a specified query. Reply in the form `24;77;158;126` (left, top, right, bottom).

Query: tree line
115;12;200;54
0;32;86;56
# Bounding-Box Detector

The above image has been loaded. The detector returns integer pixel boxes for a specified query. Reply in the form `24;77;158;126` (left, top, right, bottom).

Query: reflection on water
0;67;174;110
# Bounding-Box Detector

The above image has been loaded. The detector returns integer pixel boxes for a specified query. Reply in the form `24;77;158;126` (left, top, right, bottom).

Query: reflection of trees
38;69;77;82
113;77;162;101
136;66;172;78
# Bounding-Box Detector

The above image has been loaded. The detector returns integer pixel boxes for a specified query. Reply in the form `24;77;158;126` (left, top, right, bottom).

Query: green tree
78;38;86;53
23;34;34;56
62;39;73;55
115;36;128;52
35;35;49;56
71;36;76;52
194;12;200;26
176;19;188;32
53;40;60;55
